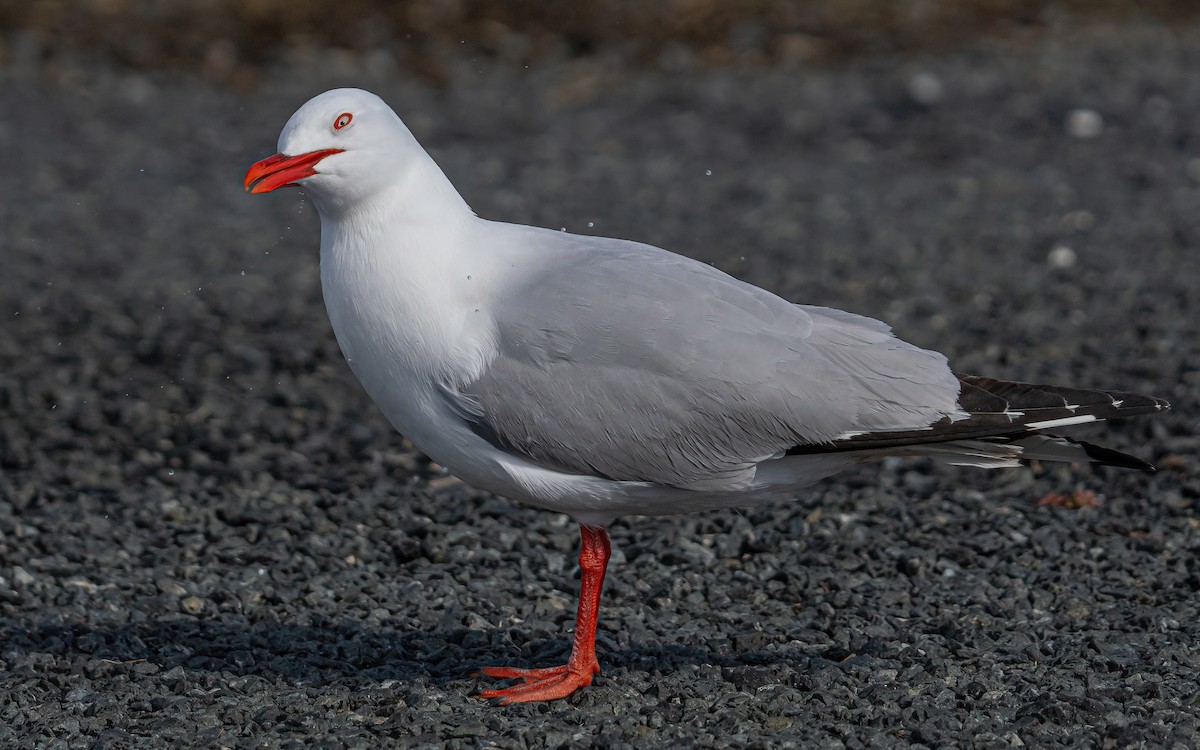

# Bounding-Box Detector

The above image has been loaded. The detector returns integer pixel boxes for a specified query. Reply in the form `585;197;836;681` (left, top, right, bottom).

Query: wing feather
446;231;961;488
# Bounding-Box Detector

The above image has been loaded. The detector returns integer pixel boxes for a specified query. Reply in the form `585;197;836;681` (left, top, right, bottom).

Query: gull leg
475;524;611;705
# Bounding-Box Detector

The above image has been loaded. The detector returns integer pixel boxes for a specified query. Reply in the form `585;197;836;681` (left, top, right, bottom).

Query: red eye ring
333;112;353;131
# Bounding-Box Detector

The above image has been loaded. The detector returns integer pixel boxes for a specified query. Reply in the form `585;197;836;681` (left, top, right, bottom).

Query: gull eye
333;112;353;131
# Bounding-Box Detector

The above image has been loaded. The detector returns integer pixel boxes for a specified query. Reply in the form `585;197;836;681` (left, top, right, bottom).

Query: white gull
245;88;1168;704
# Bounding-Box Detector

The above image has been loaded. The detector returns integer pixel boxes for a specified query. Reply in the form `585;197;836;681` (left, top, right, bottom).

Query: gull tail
787;374;1170;471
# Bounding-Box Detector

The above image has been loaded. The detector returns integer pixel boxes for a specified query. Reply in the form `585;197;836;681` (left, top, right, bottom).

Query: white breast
317;214;567;502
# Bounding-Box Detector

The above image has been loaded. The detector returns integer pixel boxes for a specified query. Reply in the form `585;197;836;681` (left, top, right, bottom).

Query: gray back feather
445;229;961;489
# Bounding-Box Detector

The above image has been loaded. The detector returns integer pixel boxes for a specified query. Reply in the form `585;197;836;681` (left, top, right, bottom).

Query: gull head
244;88;420;213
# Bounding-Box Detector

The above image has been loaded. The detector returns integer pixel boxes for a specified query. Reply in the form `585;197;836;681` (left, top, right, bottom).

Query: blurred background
3;0;1198;86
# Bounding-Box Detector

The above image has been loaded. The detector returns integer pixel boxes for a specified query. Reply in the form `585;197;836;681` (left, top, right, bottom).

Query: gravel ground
2;20;1200;749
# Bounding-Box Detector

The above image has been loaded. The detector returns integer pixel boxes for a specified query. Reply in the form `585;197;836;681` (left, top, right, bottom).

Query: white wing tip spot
1025;414;1099;430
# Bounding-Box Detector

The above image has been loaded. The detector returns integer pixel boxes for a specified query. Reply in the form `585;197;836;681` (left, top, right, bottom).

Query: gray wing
442;230;961;490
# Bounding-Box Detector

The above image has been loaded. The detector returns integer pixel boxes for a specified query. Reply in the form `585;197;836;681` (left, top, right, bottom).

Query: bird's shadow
0;616;872;690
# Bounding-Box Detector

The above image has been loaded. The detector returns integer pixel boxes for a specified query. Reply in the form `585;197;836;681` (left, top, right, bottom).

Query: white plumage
244;88;1166;704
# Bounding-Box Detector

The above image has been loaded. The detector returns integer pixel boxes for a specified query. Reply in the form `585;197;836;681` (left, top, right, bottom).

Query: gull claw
473;663;597;705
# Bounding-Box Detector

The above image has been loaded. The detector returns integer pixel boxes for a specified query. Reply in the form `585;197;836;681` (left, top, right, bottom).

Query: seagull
244;88;1169;704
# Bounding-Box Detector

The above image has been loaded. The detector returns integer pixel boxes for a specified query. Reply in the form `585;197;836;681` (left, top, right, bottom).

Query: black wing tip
1108;393;1171;418
1080;441;1157;473
783;377;1170;461
954;373;1171;425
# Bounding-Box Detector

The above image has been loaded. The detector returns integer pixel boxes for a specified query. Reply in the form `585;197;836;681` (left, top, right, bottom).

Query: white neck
313;138;475;230
314;146;491;385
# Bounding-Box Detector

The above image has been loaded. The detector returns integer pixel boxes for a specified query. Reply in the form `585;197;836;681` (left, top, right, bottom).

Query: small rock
731;630;768;651
1065;108;1103;138
156;577;188;596
1047;245;1077;269
11;566;34;587
908;72;944;105
1186;158;1200;183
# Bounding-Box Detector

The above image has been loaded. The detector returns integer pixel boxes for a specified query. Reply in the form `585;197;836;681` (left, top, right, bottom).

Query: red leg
475;524;611;705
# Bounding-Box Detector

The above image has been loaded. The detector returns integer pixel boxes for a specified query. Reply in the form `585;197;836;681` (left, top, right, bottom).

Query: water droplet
167;469;175;476
588;222;594;228
240;270;246;276
705;170;712;176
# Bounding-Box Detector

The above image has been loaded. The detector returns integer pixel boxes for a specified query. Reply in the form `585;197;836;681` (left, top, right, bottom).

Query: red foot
474;661;599;704
474;524;611;705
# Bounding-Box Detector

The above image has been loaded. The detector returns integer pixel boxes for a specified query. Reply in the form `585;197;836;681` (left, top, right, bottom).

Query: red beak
243;149;343;194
